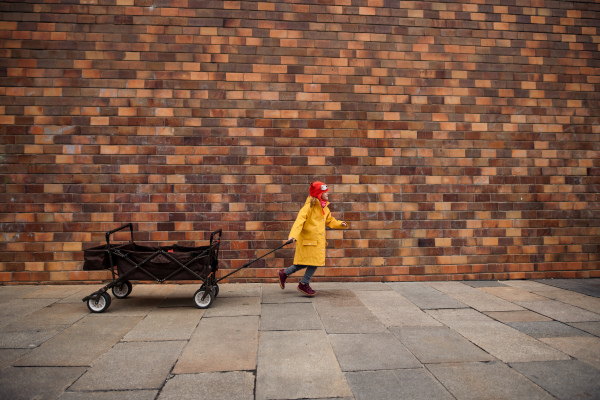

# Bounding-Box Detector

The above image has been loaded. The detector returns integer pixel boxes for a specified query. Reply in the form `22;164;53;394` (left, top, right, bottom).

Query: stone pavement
1;279;600;400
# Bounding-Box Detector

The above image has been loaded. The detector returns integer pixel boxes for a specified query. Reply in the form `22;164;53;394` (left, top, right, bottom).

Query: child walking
279;181;348;296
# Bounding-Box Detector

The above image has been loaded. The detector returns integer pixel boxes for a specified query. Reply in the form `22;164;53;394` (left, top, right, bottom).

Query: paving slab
426;281;480;294
345;282;389;291
463;280;508;287
484;310;552;322
329;333;421;371
21;285;89;299
391;326;495;364
3;303;88;330
478;286;548;302
548;293;600;314
354;290;442;327
0;325;66;349
0;285;47;303
202;296;261;317
389;282;468;309
261;284;313;304
313;289;365;307
510;360;600;400
59;391;158;400
428;361;555;400
345;369;453;400
501;280;559;292
157;372;254;400
89;285;175;316
517;300;600;323
535;278;600;298
122;307;203;341
157;284;198;308
260;302;322;331
448;291;526;312
541;336;600;370
216;283;262;297
57;286;98;304
15;315;142;366
0;348;28;369
0;366;86;400
256;330;352;400
427;308;570;363
71;340;185;391
0;298;58;329
314;304;388;334
507;321;592;338
173;315;259;373
568;321;600;337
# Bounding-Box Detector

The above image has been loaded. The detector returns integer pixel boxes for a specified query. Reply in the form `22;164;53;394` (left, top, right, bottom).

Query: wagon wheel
87;292;112;313
112;280;132;299
201;283;219;298
193;288;214;309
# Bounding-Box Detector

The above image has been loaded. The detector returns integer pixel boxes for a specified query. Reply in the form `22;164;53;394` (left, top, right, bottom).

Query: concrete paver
391;326;495;364
427;308;571;363
568;321;600;336
355;290;442;327
507;321;593;338
70;341;186;391
0;366;86;400
15;315;142;366
427;361;555;400
510;360;600;400
540;336;600;370
517;299;600;322
390;282;468;309
484;310;552;322
329;333;421;371
173;315;259;373
256;330;352;400
260;302;322;331
59;391;158;400
157;372;254;400
345;369;454;400
122;307;203;341
0;278;599;399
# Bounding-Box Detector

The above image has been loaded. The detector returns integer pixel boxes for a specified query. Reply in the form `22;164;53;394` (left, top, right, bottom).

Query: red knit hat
309;181;328;201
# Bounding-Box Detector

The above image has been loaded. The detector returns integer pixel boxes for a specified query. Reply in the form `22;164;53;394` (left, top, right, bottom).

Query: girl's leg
284;264;306;276
300;266;317;285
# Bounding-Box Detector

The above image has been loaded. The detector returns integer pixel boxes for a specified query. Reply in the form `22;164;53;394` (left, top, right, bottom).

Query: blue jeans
284;264;317;285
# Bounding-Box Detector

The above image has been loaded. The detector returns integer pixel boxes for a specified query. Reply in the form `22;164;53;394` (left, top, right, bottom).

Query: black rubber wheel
87;292;111;313
112;280;132;299
201;283;219;298
193;288;214;309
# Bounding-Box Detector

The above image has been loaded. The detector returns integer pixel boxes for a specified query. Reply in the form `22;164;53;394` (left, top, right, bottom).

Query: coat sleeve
288;203;309;239
325;208;347;230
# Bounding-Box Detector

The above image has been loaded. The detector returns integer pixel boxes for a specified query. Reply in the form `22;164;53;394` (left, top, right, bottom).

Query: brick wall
1;0;599;284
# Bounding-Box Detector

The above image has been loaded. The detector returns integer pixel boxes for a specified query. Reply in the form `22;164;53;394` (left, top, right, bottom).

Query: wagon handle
105;223;134;246
210;229;222;245
216;239;294;283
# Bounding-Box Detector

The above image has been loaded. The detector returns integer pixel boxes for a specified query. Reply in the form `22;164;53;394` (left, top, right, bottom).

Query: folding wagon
82;223;292;313
82;223;222;313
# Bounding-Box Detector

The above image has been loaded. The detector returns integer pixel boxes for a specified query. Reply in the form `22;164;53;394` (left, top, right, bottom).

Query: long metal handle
216;239;294;283
105;223;134;246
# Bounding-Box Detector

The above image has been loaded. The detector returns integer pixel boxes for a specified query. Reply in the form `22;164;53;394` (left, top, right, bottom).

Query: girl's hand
287;237;296;243
341;222;348;228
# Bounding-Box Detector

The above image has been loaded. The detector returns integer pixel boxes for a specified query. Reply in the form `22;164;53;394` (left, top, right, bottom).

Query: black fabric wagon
82;223;222;313
82;223;292;313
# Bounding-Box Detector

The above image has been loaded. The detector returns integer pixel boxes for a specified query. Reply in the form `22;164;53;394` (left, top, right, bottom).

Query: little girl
279;181;348;296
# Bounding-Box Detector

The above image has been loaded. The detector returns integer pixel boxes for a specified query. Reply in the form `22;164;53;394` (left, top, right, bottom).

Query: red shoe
297;283;316;297
278;269;287;290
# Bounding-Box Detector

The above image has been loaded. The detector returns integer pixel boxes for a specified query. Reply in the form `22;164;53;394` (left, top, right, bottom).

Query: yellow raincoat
288;196;347;267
